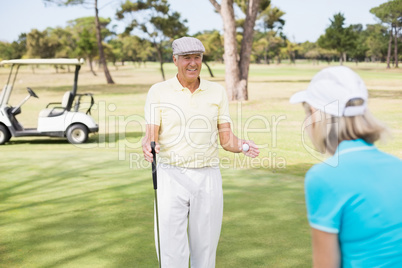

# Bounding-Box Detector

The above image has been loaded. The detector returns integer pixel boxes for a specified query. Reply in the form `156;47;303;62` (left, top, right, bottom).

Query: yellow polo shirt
144;75;231;168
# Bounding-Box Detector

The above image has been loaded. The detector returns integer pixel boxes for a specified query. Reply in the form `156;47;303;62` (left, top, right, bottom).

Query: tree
48;27;76;61
44;27;78;72
254;4;286;65
0;34;27;60
258;4;285;32
44;0;115;83
318;13;357;65
319;48;339;64
209;0;270;101
12;34;27;59
108;38;124;67
348;24;369;65
253;30;284;64
365;24;389;62
77;27;99;75
371;0;402;68
67;16;113;75
252;35;269;63
282;39;301;64
118;35;154;65
299;41;320;64
26;29;61;59
117;0;188;81
0;42;15;61
195;30;225;77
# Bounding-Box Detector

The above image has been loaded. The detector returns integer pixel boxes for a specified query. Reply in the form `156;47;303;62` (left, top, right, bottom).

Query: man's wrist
237;139;244;153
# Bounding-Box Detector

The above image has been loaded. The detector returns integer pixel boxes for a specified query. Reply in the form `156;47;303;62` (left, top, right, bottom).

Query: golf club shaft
151;141;161;268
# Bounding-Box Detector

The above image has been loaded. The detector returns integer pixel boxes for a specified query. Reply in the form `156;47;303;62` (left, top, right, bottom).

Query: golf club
151;141;161;268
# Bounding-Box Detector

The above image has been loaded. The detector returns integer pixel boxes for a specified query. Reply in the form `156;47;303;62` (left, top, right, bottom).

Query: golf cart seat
39;91;73;117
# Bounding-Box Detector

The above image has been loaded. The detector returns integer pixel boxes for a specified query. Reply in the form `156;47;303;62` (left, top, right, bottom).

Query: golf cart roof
0;58;84;66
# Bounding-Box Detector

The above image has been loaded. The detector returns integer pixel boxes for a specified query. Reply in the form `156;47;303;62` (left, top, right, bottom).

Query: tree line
0;0;401;100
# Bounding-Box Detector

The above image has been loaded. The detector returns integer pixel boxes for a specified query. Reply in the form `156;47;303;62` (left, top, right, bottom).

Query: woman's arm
311;228;341;268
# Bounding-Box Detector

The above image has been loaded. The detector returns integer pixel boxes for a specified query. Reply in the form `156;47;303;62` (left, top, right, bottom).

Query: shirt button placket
191;90;197;108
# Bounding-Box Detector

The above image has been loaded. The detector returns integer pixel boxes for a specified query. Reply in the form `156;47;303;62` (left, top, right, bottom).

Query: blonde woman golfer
290;66;402;267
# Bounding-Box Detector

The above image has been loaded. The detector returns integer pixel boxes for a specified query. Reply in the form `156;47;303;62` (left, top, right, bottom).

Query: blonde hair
303;102;389;155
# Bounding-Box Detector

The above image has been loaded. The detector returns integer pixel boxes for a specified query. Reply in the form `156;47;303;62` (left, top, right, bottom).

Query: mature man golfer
142;37;259;267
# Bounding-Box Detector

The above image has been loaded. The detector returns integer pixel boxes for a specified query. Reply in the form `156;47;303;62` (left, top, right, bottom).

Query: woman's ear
310;106;316;114
309;107;322;132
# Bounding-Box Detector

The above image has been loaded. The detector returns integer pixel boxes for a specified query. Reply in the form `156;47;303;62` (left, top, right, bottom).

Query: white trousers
155;164;223;268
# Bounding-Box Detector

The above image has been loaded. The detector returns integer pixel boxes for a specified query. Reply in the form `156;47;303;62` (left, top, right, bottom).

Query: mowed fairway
1;61;401;267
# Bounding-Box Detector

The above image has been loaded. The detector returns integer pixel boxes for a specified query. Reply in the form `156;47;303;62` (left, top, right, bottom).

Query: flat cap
172;37;205;56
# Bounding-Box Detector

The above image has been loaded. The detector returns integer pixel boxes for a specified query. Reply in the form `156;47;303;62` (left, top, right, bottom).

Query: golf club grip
151;141;157;190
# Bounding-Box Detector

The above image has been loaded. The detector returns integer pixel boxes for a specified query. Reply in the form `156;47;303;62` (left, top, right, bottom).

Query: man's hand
240;140;260;158
143;124;160;163
218;123;260;158
142;139;160;163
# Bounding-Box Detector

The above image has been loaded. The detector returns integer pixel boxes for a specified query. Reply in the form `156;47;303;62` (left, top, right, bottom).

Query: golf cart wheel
66;124;88;144
0;125;11;145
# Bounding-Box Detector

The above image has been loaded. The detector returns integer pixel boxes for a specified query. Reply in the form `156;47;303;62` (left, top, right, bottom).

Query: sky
0;0;389;44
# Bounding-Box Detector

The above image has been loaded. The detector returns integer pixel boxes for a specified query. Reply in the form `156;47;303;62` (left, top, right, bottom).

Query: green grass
0;61;401;267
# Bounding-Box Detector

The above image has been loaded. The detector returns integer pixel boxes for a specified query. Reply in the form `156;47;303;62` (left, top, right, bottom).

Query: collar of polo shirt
173;74;206;91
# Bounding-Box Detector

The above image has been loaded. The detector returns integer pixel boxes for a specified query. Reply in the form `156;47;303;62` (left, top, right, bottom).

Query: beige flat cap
172;37;205;55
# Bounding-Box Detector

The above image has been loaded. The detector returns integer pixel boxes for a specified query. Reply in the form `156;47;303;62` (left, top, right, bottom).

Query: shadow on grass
273;162;311;177
222;162;311;178
1;161;312;267
7;138;70;145
0;161;158;267
94;131;144;143
5;132;144;145
218;165;311;267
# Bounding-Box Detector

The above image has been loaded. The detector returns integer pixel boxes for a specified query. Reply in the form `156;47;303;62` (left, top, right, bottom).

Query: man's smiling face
173;54;202;85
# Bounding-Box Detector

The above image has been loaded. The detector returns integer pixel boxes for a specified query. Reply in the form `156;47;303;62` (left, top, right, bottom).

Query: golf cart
0;58;98;145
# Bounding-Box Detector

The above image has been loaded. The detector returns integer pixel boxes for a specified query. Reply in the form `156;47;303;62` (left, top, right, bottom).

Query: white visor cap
289;66;368;117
